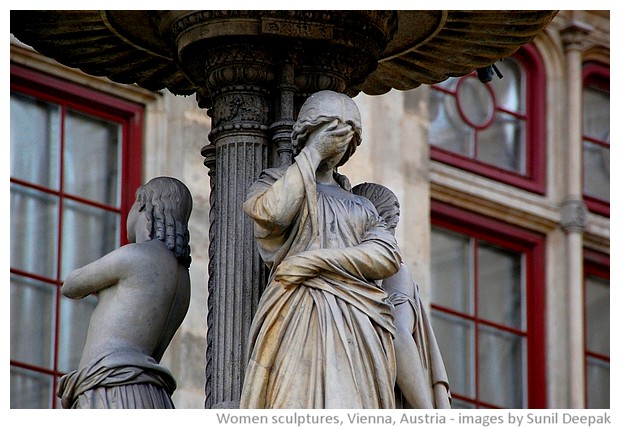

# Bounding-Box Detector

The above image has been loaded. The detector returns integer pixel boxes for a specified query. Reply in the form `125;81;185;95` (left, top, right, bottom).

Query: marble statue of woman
57;176;192;409
240;90;402;408
352;182;451;409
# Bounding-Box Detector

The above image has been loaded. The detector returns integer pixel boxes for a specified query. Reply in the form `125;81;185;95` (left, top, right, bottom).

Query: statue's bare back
71;240;190;366
58;176;193;409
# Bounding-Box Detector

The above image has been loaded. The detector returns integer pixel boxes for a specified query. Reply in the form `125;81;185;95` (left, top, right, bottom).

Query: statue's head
292;90;362;168
352;182;400;235
129;176;193;268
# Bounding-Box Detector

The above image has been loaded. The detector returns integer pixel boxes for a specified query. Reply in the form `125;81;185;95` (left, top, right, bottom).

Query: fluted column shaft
201;44;273;408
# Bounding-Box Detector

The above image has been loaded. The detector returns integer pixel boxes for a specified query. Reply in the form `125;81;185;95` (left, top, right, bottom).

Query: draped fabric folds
57;348;176;409
240;148;401;408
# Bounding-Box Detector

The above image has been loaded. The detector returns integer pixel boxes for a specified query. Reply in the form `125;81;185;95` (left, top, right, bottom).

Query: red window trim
431;200;546;408
10;63;143;243
430;44;546;195
10;63;144;408
582;62;610;217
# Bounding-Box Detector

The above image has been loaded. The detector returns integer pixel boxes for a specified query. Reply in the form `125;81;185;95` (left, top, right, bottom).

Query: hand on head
307;120;355;162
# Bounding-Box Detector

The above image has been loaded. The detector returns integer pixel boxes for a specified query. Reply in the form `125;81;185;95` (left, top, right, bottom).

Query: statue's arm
61;245;133;299
273;220;401;286
383;263;415;298
243;146;322;236
384;265;435;408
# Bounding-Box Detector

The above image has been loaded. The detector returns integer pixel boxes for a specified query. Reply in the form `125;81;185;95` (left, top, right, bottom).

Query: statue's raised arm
240;91;401;409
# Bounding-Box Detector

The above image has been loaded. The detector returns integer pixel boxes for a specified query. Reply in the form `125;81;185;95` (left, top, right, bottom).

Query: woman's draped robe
240;148;402;408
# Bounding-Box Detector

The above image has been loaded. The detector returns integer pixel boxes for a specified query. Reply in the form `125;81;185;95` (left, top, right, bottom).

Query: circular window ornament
456;76;496;129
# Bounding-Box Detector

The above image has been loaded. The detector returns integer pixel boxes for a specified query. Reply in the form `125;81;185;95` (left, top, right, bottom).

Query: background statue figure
57;176;193;409
352;182;451;409
240;90;402;408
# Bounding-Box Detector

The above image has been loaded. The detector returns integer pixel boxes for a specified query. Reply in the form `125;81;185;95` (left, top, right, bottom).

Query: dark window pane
10;184;59;279
431;228;473;315
477;242;524;329
583;141;610;202
432;312;475;398
583;86;610;142
451;398;476;409
10;366;53;409
10;274;55;369
585;275;609;356
61;200;119;279
429;90;473;156
458;76;494;127
477;114;526;174
63;110;121;206
10;93;61;189
478;326;526;408
490;58;524;114
586;357;610;409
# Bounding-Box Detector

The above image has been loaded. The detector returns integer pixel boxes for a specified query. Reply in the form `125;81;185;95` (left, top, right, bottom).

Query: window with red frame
10;65;143;408
582;63;609;217
429;45;545;194
583;249;609;409
430;201;546;408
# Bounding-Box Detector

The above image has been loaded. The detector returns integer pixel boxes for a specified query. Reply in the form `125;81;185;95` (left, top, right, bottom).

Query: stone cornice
430;162;609;249
11;11;557;97
430;162;559;234
10;40;160;105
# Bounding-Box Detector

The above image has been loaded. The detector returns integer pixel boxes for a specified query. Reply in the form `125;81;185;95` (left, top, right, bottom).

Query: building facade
9;10;609;409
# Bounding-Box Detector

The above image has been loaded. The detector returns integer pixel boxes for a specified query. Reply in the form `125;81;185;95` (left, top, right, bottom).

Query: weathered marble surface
57;177;193;409
352;182;450;409
240;91;402;408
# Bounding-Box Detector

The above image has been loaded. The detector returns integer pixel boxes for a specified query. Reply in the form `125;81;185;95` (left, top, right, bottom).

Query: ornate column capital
560;199;588;232
560;21;594;52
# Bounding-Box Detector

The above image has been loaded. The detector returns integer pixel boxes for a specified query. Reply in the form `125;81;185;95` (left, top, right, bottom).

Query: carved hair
291;90;362;168
352;182;400;232
135;176;193;268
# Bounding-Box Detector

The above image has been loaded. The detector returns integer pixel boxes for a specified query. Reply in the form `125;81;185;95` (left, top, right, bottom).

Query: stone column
270;58;297;168
560;22;592;409
199;43;274;408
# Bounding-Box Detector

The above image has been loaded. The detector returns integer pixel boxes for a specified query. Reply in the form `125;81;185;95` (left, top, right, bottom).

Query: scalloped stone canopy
10;10;557;96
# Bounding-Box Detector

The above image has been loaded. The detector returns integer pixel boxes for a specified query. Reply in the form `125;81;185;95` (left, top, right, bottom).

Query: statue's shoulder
258;166;287;182
118;240;176;266
247;167;288;192
244;167;288;201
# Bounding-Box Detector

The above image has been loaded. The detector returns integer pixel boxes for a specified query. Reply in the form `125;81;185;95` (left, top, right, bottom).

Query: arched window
582;62;609;217
429;45;545;194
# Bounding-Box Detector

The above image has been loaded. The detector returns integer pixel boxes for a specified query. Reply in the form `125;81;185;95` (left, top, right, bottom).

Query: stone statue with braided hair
352;182;451;409
57;176;193;408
